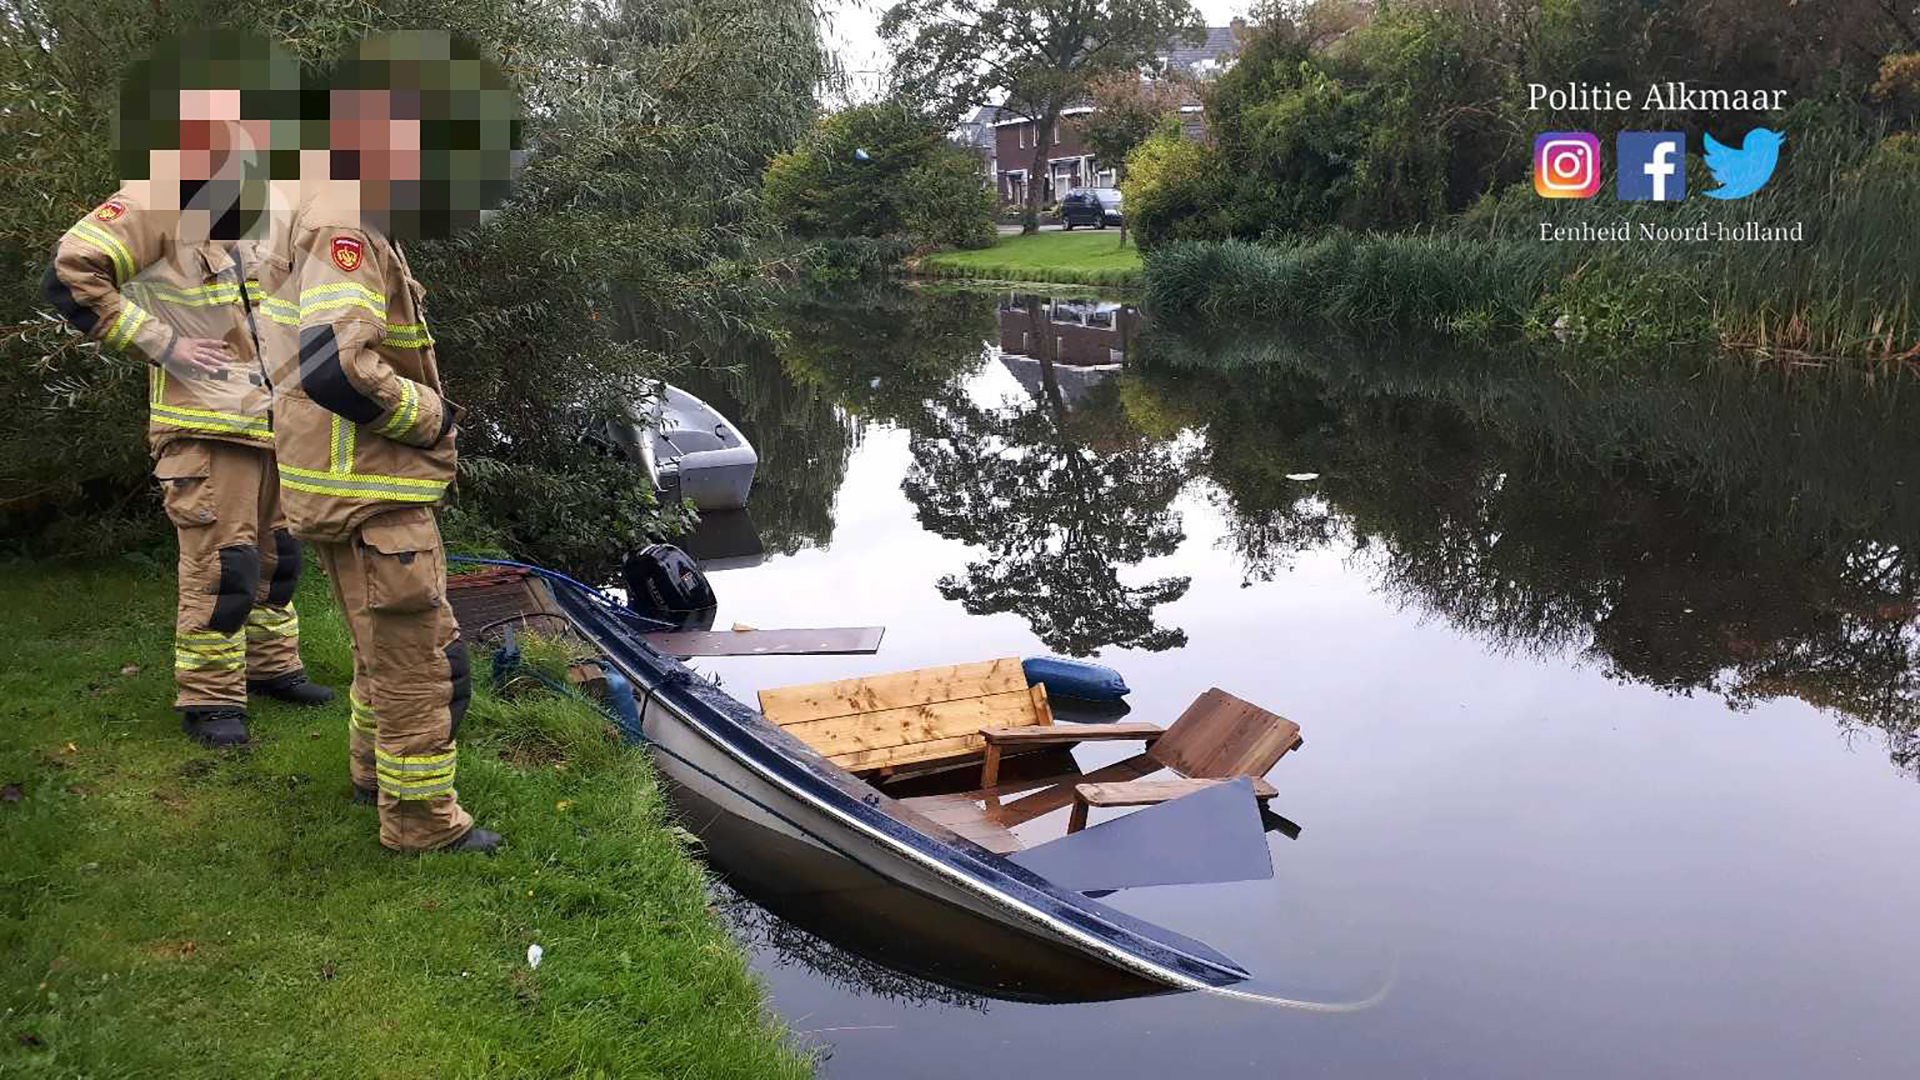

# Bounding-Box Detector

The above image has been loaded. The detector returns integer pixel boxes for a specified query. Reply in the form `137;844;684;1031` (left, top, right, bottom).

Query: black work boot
181;707;250;748
351;785;376;806
441;827;503;855
248;670;336;706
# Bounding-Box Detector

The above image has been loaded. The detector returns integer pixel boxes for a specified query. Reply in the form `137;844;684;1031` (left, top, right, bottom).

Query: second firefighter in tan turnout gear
269;180;480;852
47;180;334;745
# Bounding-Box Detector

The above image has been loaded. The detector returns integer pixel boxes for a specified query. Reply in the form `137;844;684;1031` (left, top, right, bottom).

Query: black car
1060;187;1122;229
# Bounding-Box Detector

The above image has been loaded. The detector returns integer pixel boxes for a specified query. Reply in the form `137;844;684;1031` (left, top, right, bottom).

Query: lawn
917;229;1143;286
0;556;811;1079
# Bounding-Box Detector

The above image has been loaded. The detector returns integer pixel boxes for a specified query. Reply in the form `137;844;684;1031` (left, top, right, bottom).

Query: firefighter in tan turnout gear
45;33;334;749
270;31;521;853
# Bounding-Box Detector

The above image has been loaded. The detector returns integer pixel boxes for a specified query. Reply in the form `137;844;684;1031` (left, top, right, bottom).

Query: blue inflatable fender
1022;656;1130;702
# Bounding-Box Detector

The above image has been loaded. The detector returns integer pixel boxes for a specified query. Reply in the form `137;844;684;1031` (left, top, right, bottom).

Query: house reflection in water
995;294;1142;410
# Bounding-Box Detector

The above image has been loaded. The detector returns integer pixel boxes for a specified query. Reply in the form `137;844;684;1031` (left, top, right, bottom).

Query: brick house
990;24;1243;206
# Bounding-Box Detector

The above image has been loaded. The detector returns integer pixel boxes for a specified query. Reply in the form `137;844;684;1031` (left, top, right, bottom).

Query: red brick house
989;24;1243;205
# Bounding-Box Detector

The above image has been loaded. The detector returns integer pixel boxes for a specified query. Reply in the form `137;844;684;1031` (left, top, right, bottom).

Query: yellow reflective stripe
256;294;300;325
69;220;134;283
132;284;243;307
328;412;357;473
277;463;449;502
153;363;167;403
151;414;274;439
378;745;460;768
377;380;420;439
149;404;272;438
380;322;433;348
375;747;458;799
245;608;299;638
300;282;387;304
298;283;387;322
379;778;455;800
175;629;245;669
106;301;148;351
348;693;378;737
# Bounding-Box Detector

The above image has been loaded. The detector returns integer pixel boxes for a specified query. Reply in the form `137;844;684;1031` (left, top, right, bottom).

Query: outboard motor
623;543;717;623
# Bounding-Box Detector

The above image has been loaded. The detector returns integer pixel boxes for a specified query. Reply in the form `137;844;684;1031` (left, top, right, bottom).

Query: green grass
917;229;1144;287
0;557;811;1079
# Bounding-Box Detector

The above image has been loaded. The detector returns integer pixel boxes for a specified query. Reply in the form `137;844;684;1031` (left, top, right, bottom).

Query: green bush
902;152;998;249
762;99;993;250
1122;125;1232;248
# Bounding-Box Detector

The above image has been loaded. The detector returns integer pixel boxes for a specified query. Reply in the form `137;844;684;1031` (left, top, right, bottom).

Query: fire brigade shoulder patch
95;200;126;222
331;236;363;273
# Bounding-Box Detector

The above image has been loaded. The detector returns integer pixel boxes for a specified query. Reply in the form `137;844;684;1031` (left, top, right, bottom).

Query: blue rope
447;554;678;630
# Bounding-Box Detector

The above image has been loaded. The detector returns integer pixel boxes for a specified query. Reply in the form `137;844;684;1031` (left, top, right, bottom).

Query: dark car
1060;188;1122;229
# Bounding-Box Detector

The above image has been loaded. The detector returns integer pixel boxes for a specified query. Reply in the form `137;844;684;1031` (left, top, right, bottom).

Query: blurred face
176;88;270;183
331;88;421;211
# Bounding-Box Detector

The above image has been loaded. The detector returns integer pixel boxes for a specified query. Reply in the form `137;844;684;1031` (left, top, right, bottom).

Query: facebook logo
1618;132;1687;201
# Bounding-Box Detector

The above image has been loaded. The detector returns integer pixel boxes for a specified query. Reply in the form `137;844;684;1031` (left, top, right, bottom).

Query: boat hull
635;385;758;510
553;587;1251;1001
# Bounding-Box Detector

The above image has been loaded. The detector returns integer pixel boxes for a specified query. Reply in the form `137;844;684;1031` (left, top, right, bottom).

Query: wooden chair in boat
978;687;1303;832
756;657;1166;779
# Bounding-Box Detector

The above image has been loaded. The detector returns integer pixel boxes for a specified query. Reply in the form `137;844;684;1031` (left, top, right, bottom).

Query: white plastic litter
1285;472;1321;481
527;944;544;969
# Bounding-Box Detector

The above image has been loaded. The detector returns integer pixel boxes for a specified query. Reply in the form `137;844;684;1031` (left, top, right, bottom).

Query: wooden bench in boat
1068;777;1278;833
982;686;1303;829
758;657;1162;778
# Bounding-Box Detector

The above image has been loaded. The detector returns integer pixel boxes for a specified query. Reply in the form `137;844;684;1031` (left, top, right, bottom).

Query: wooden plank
980;721;1165;745
985;753;1164;829
1075;776;1277;807
757;657;1026;726
643;626;884;658
1028;681;1053;725
899;794;1021;854
782;689;1042;757
829;733;986;772
1149;688;1302;780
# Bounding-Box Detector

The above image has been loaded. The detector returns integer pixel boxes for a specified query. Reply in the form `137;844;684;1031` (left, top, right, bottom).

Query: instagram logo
1534;132;1602;198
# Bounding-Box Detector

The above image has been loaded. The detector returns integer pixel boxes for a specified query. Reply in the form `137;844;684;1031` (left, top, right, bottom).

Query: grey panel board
642;627;886;657
1006;776;1274;892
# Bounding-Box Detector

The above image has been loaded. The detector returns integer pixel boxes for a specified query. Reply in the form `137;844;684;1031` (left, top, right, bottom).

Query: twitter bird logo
1702;128;1783;200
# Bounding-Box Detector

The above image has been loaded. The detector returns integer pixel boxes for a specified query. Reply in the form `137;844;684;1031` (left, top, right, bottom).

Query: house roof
1165;25;1242;73
984;27;1243;126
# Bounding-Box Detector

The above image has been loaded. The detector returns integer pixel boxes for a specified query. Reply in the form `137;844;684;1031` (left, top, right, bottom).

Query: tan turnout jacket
46;186;275;452
266;185;459;541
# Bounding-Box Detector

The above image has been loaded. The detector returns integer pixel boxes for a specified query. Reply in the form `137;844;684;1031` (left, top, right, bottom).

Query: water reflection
694;285;1920;778
657;284;1920;1077
1133;328;1920;779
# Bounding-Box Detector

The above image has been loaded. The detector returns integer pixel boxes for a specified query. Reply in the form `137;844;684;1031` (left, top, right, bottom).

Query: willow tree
881;0;1204;233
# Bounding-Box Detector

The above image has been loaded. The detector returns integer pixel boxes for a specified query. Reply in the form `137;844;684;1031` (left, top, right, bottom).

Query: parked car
1060;188;1122;229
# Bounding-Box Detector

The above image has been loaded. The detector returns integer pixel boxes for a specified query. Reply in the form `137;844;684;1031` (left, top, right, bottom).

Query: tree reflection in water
1132;327;1920;778
902;294;1190;657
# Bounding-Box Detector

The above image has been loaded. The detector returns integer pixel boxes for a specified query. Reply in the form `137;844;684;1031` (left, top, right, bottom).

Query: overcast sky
823;0;1253;98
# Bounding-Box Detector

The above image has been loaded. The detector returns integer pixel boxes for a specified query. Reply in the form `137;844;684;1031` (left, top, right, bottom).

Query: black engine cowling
623;544;716;618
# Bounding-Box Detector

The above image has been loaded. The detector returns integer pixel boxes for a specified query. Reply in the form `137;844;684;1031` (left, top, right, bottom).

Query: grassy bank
917;230;1143;286
0;559;810;1078
1143;132;1920;363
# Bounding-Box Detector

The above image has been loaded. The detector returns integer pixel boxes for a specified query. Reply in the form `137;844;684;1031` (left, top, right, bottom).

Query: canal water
666;284;1920;1079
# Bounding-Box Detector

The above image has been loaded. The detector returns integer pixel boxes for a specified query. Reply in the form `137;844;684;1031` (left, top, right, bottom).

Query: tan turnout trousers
157;438;305;706
309;506;472;851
